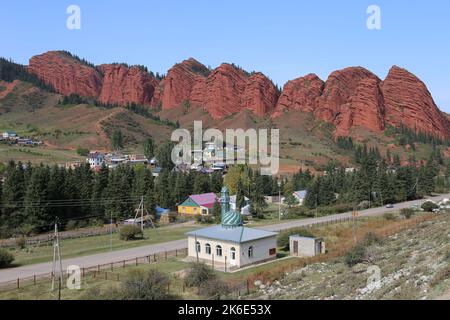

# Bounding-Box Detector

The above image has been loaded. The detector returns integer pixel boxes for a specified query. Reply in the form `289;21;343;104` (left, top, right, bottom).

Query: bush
195;215;215;224
0;249;14;268
277;228;315;250
119;225;143;241
421;201;438;212
199;279;230;298
76;146;89;156
362;232;384;246
344;244;366;267
383;212;396;221
65;220;78;230
184;263;216;288
400;208;415;219
15;236;27;249
121;269;174;300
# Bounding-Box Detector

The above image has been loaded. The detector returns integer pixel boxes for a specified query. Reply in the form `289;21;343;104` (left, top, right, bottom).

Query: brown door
293;241;298;254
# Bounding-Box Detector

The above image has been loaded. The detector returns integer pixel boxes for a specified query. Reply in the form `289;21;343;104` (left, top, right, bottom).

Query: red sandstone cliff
27;51;450;138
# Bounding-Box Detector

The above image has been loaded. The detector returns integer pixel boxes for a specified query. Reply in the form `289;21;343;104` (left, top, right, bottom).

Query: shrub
121;269;174;300
0;249;14;268
199;279;230;298
15;236;27;249
344;244;366;267
383;212;396;221
421;201;438;212
400;208;415;219
65;220;78;230
76;146;89;156
277;228;315;250
362;232;384;246
184;263;216;288
195;215;215;224
119;225;143;241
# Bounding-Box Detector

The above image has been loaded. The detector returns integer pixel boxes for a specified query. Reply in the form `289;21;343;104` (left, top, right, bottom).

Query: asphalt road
0;193;448;284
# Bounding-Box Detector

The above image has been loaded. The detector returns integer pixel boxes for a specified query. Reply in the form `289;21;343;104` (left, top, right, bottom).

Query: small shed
289;235;325;257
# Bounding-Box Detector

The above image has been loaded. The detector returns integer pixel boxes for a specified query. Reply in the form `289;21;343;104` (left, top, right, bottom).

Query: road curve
0;194;448;283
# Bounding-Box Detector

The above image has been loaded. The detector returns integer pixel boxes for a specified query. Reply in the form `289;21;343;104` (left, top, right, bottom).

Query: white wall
188;235;277;268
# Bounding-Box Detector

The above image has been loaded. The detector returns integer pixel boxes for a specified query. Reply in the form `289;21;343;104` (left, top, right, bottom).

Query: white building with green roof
185;186;278;270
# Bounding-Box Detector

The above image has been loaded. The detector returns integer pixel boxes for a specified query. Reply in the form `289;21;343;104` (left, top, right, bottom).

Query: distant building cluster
0;130;42;147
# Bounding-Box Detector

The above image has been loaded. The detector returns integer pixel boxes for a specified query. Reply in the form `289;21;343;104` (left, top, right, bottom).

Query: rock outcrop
28;51;102;98
98;64;159;106
380;66;450;139
27;51;450;138
273;66;450;137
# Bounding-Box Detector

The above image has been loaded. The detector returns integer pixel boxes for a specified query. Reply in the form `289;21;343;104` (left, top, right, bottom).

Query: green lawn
9;205;303;267
10;225;200;266
0;258;195;300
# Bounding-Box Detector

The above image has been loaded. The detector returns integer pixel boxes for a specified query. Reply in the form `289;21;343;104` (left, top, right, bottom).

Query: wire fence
0;248;188;292
0;212;421;296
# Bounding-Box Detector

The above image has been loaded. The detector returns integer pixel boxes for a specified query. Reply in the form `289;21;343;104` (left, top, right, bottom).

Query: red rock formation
159;61;279;118
335;78;385;136
28;51;102;98
243;72;280;117
98;64;159;106
26;51;450;138
316;67;380;124
273;74;324;116
381;66;450;139
159;58;209;109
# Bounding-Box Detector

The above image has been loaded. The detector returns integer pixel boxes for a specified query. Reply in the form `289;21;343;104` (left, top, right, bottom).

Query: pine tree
23;166;50;227
1;161;25;228
143;137;155;160
235;178;246;210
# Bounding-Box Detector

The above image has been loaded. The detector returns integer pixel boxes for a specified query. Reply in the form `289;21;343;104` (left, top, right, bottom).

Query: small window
248;246;254;258
205;243;211;255
195;241;201;253
216;245;222;257
269;248;276;255
230;247;236;260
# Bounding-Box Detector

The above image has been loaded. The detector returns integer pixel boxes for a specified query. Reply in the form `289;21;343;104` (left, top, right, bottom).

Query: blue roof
293;190;307;199
186;225;278;243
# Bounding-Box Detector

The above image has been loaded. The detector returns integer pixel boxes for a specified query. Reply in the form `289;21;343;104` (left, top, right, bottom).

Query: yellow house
178;193;218;215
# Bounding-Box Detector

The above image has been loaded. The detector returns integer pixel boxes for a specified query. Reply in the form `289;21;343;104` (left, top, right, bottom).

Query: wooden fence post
17;278;20;289
246;279;250;294
165;251;167;260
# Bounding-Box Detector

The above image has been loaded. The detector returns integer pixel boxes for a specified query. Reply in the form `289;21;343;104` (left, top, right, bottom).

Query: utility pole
110;211;113;251
278;180;281;221
51;218;63;299
352;210;358;244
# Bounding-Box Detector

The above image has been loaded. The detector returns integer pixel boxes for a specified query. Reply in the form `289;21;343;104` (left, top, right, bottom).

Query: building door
293;241;298;255
315;240;321;255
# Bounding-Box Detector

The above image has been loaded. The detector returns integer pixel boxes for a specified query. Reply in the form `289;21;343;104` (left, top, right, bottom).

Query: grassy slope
0;81;174;164
250;212;450;300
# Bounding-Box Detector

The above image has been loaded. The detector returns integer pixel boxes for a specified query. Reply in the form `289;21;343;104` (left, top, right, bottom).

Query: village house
178;192;218;215
2;130;17;140
185;187;278;269
292;190;307;206
87;152;105;168
229;195;251;215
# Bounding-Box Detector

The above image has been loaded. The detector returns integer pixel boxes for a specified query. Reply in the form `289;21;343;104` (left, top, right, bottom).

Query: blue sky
1;0;449;111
